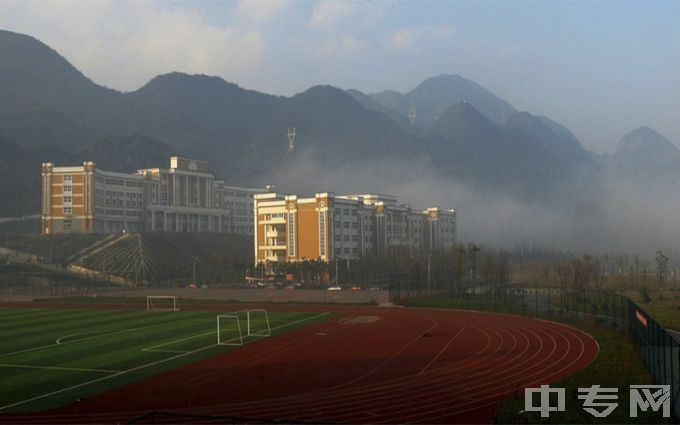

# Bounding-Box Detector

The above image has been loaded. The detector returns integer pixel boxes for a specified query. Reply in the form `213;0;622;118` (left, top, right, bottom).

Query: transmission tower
408;106;416;125
287;127;296;153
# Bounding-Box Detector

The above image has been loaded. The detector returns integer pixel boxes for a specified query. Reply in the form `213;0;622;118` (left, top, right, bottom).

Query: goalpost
216;314;244;346
216;309;271;346
246;309;271;337
146;295;179;311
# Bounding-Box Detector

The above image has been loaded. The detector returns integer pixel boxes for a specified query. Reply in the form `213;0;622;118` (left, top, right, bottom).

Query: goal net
216;309;271;346
146;295;179;311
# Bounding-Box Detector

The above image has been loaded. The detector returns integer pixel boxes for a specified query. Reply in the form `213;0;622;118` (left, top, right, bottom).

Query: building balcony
264;255;287;262
265;228;284;238
259;217;285;225
258;244;287;250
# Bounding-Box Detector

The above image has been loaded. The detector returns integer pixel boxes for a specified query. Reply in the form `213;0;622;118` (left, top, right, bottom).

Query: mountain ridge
1;29;675;226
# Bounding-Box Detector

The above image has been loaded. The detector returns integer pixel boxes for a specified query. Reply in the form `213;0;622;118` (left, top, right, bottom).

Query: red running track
2;305;598;424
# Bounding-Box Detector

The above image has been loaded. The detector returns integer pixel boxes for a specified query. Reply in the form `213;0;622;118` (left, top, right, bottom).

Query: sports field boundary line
0;311;332;412
0;322;182;358
188;312;333;386
0;344;219;412
56;332;100;345
0;363;121;373
141;330;216;353
143;311;326;353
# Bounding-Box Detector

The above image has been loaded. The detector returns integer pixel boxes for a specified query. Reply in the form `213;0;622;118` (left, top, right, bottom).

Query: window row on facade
41;157;265;235
254;192;456;264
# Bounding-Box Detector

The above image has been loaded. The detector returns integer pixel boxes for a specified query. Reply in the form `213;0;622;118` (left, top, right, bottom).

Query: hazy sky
1;1;679;153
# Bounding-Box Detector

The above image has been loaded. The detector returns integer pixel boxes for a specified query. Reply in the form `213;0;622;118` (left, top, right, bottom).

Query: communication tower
408;106;416;125
287;127;296;153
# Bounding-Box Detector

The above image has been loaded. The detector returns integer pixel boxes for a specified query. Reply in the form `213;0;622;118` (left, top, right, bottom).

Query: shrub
638;286;652;303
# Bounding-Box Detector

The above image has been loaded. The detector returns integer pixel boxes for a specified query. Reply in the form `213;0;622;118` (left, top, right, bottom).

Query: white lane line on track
419;325;467;375
312;324;534;424
419;322;588;423
153;322;500;422
309;324;526;423
58;318;560;424
319;318;440;393
378;323;554;424
375;320;589;424
3;313;595;424
49;320;588;425
0;363;121;373
212;315;465;416
218;323;468;420
188;312;332;387
333;319;581;423
367;322;556;423
224;320;533;421
146;319;590;424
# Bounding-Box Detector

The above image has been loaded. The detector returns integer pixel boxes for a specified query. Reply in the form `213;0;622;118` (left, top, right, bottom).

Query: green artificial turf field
0;306;330;413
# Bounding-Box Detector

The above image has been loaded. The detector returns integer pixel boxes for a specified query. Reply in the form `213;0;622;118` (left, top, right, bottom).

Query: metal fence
387;274;680;419
0;268;118;298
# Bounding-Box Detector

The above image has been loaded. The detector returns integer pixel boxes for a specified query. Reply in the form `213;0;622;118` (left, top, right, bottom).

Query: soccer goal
146;295;179;311
216;309;271;346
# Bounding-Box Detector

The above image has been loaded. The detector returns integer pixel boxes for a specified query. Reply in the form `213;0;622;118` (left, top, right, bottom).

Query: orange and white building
254;192;456;264
41;157;265;235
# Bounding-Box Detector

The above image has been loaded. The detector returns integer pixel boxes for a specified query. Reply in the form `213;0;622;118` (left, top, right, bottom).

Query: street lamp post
427;252;432;292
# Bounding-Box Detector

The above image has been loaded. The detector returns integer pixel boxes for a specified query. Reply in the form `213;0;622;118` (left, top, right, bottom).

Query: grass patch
0;306;331;412
626;290;680;331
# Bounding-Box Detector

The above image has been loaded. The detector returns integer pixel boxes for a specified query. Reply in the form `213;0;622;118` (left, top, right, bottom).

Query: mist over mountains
1;29;678;255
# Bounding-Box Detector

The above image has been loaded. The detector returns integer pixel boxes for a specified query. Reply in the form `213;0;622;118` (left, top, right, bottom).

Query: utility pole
427;252;432;292
335;257;339;285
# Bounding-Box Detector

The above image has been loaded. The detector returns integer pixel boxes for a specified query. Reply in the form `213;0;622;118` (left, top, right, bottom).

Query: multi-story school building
41;157;265;235
254;192;456;264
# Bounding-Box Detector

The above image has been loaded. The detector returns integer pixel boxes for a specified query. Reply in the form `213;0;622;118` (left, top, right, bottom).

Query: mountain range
1;28;679;244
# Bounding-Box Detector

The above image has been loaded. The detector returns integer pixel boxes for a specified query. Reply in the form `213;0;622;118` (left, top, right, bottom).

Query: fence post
604;290;609;327
583;289;587;321
670;332;676;414
534;284;538;315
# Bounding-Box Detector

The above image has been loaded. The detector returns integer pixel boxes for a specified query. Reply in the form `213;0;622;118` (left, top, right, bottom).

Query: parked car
327;286;342;291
